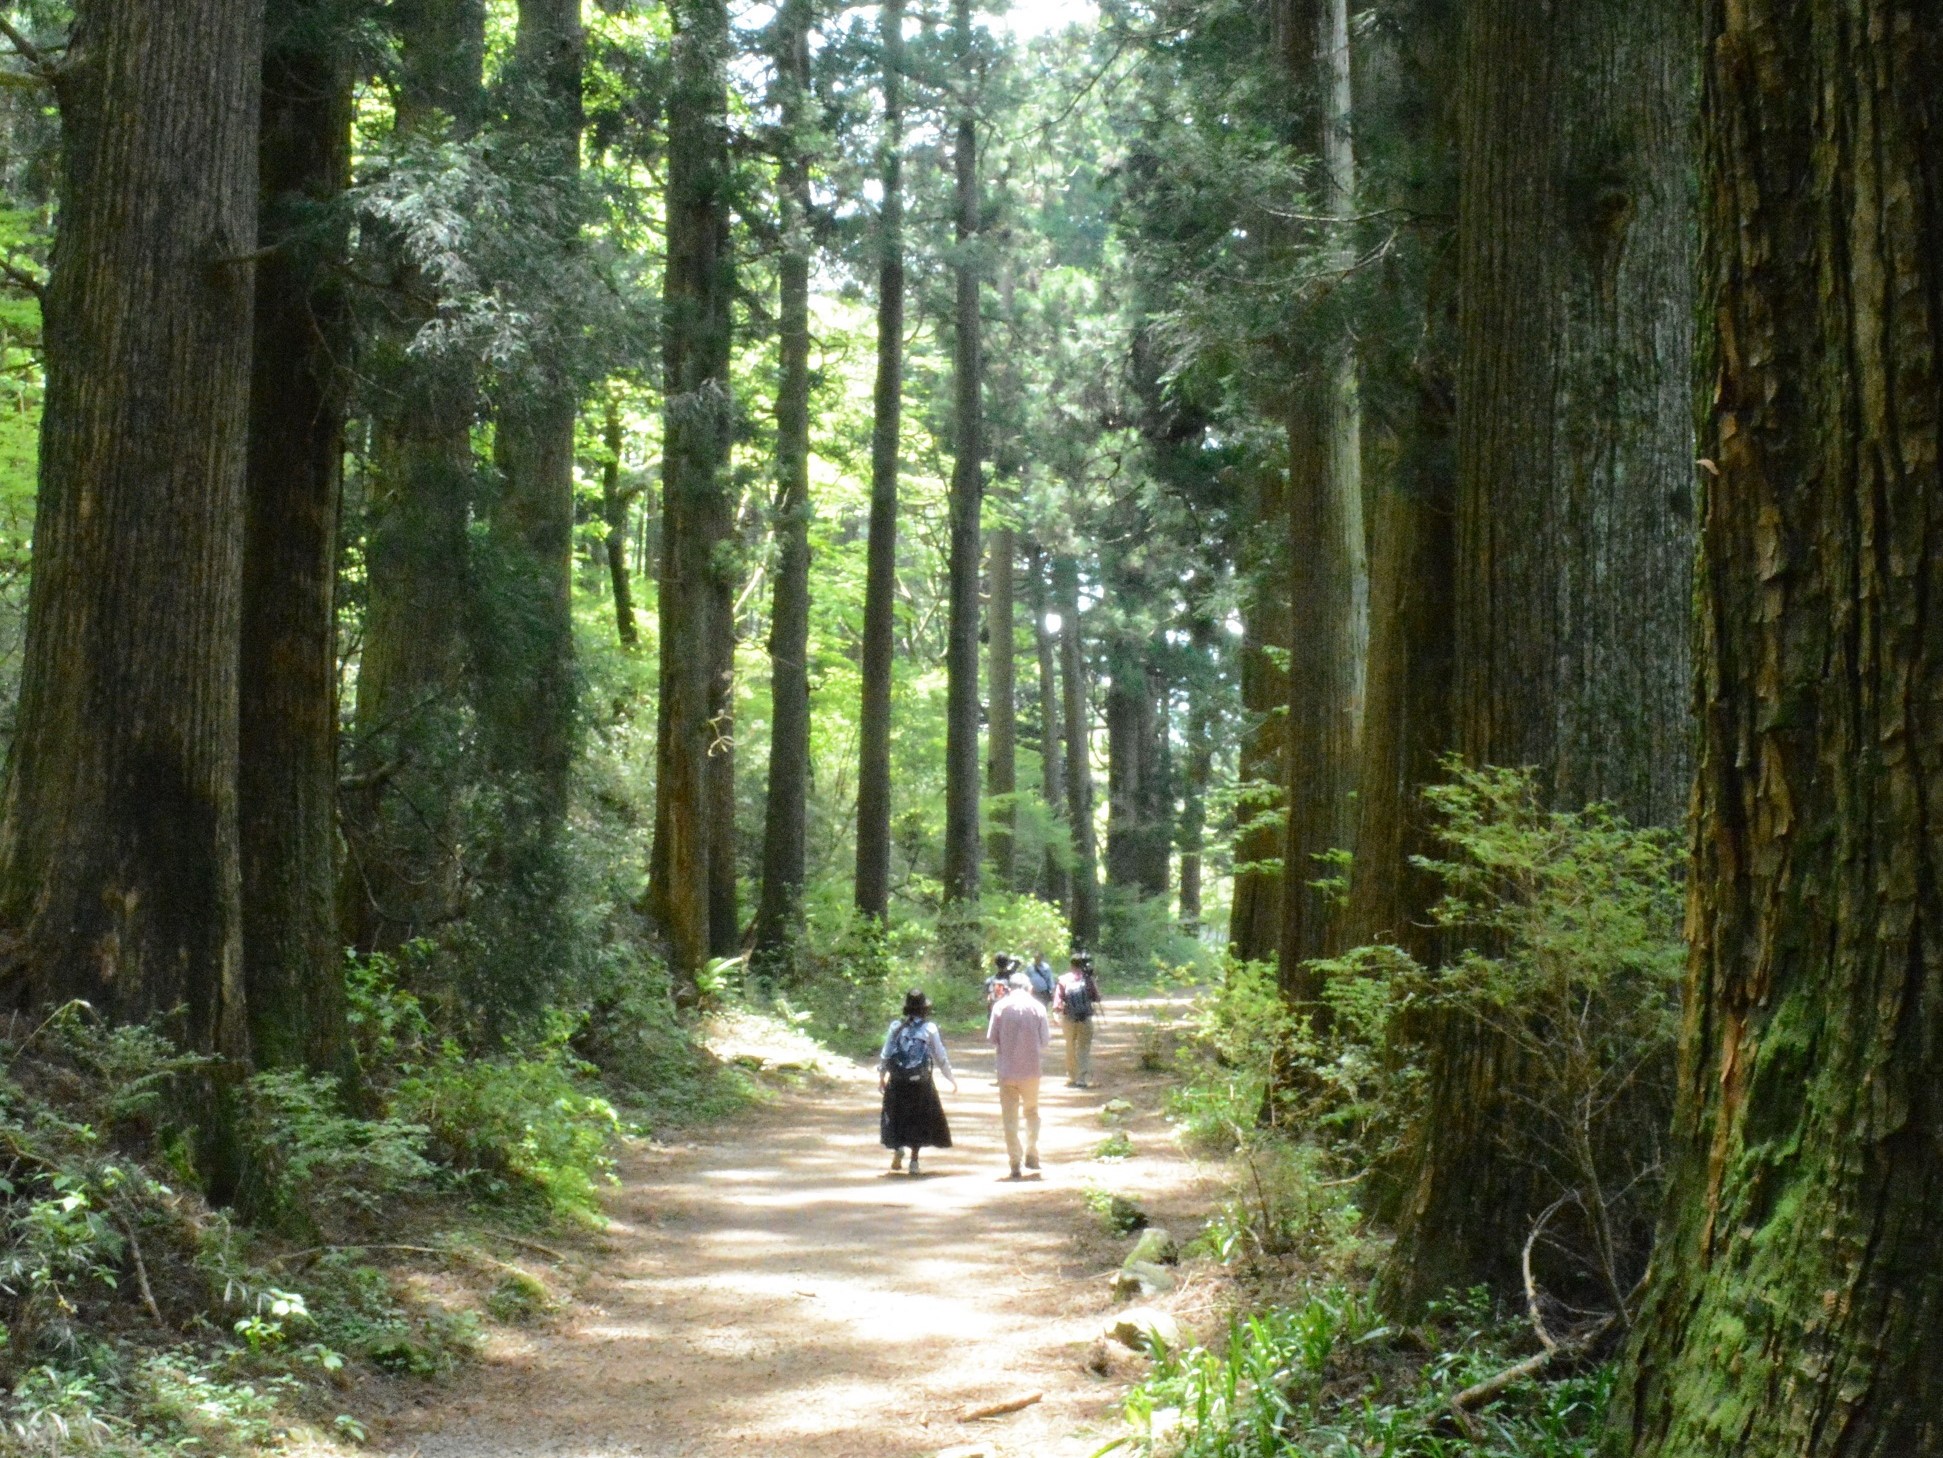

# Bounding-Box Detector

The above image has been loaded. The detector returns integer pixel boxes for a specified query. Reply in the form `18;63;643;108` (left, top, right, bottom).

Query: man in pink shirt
987;971;1052;1178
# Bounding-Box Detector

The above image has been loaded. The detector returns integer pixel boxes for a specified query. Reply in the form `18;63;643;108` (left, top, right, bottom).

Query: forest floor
374;995;1218;1458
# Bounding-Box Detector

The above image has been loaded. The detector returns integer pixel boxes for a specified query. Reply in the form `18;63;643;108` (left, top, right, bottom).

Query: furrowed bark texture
482;0;584;835
1277;0;1366;994
941;0;983;920
1226;468;1289;964
986;523;1016;887
752;0;815;974
1056;556;1099;949
600;399;638;647
650;0;735;995
341;0;483;953
853;0;904;923
1177;610;1218;932
0;0;259;1058
1386;0;1699;1314
1607;5;1943;1454
240;0;354;1076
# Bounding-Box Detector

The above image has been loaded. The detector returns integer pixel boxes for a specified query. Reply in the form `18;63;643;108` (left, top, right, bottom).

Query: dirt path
381;998;1214;1458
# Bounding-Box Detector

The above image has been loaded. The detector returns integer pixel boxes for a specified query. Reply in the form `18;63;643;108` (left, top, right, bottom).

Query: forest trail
380;997;1214;1458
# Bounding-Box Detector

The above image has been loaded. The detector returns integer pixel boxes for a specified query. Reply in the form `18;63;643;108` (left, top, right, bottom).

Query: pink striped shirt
986;989;1051;1082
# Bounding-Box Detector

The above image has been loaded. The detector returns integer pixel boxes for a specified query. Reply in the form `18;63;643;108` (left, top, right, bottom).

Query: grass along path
377;996;1214;1458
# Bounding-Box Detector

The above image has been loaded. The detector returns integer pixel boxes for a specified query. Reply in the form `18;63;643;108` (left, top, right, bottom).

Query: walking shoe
1024;1152;1040;1171
1008;1163;1022;1179
889;1150;903;1171
908;1152;920;1176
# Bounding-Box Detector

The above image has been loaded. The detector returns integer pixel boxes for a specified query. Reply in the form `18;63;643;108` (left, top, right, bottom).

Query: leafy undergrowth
1114;1283;1610;1458
0;953;755;1458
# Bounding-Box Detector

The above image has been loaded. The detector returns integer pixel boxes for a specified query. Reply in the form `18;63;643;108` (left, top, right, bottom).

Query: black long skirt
880;1076;953;1150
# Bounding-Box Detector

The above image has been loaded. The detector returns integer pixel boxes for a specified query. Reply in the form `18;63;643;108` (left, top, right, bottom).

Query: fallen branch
1447;1313;1617;1441
117;1210;166;1327
959;1391;1042;1422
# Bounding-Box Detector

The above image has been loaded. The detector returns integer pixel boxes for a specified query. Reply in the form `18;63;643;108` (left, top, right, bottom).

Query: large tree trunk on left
1384;0;1697;1314
751;0;814;977
940;0;983;951
239;0;354;1078
649;0;736;998
1606;5;1943;1454
0;0;259;1066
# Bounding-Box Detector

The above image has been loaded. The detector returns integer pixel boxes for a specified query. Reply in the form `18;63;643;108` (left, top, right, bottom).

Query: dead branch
959;1391;1043;1421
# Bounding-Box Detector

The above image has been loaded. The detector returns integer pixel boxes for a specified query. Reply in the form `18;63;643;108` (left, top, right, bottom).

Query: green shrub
1085;1186;1150;1235
242;1071;433;1236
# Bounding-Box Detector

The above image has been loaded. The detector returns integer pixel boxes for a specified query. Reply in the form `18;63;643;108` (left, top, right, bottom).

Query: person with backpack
1053;953;1102;1087
985;953;1019;1007
878;989;958;1175
1024;950;1056;1007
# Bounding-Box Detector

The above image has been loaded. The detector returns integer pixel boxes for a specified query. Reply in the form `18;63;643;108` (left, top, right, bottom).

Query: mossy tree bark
1605;5;1943;1453
853;0;904;924
649;0;736;998
752;0;815;976
0;0;259;1064
1226;466;1289;965
240;0;354;1077
1385;0;1697;1314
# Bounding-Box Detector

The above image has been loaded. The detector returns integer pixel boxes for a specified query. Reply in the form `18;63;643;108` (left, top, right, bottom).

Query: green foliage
1095;1130;1136;1162
1084;1186;1150;1235
241;1072;433;1237
1121;1287;1611;1458
1166;959;1296;1156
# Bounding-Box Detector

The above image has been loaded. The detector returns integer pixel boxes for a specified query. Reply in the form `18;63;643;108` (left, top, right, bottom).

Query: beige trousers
1062;1015;1094;1084
998;1077;1041;1169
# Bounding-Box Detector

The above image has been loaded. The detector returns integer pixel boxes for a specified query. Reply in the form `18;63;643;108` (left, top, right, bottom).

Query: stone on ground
1106;1306;1181;1352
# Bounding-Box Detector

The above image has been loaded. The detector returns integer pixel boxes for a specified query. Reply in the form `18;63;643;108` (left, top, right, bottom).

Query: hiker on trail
1024;950;1056;1006
878;989;958;1176
985;953;1019;1007
1053;953;1102;1088
987;971;1051;1179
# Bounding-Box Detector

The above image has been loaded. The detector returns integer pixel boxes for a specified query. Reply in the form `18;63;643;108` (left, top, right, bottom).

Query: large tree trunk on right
0;0;258;1068
940;0;983;941
853;0;903;924
1606;5;1943;1453
1384;0;1697;1314
1055;555;1098;949
240;0;354;1078
751;0;814;976
649;0;736;998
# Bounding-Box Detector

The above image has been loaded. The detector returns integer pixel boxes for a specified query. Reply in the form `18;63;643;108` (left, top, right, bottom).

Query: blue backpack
887;1020;931;1083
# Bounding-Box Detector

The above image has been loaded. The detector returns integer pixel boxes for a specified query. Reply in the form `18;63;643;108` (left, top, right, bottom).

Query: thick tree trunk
853;0;903;923
601;399;638;648
940;0;983;927
0;0;258;1058
1606;6;1943;1454
752;0;815;975
1135;660;1171;899
1055;556;1099;949
239;0;353;1077
649;0;735;997
1276;0;1366;999
985;523;1016;888
1226;468;1289;963
1104;638;1142;891
1028;543;1069;912
1385;0;1697;1313
340;0;483;953
1177;664;1214;932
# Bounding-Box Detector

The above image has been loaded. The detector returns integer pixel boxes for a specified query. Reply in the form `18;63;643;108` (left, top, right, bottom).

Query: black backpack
886;1020;931;1083
1063;977;1094;1022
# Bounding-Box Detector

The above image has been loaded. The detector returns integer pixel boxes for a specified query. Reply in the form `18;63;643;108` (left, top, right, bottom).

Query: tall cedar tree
650;0;736;997
1177;607;1219;930
241;0;355;1076
940;0;983;921
1606;4;1943;1452
1027;543;1069;911
1276;0;1365;1004
600;397;638;646
0;0;260;1061
985;523;1016;886
1055;555;1099;947
481;0;584;850
853;0;904;921
1386;0;1697;1312
341;0;484;951
1226;464;1289;962
752;0;815;973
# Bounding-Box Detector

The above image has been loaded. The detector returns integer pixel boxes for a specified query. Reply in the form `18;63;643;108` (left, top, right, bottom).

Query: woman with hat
877;988;958;1175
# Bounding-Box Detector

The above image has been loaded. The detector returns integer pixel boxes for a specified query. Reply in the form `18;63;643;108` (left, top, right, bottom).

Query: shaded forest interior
0;1;1937;1457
